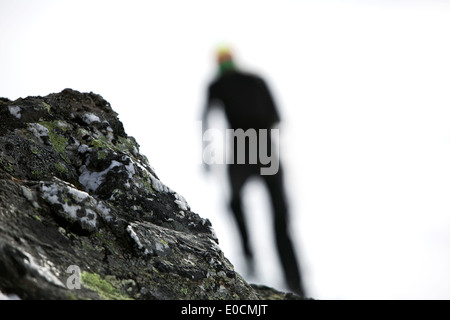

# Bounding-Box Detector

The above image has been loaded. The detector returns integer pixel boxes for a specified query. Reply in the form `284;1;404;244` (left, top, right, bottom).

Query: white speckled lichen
39;178;112;233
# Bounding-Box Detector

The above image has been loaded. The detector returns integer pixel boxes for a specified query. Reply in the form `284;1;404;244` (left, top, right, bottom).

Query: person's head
217;46;236;74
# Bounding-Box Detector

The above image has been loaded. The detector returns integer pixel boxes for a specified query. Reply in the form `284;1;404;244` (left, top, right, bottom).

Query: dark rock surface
0;89;302;300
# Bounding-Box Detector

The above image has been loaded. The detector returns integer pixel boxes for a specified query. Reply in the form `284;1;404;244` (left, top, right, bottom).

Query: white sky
2;0;450;299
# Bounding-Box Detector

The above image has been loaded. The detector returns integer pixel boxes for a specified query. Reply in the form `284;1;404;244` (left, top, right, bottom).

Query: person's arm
259;78;281;127
202;85;214;134
201;85;215;173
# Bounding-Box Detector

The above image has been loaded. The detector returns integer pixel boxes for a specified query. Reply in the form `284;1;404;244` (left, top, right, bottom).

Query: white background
1;0;450;299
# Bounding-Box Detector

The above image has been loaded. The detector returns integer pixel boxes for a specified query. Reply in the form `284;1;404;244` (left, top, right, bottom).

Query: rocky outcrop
0;89;300;300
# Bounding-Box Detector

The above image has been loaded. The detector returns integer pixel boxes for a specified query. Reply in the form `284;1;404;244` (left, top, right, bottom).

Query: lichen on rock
0;89;302;300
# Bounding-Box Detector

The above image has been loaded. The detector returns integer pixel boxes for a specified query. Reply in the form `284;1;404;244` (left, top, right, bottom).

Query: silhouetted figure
203;47;306;296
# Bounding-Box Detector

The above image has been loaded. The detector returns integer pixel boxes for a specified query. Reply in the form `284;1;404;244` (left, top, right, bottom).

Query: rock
0;89;302;300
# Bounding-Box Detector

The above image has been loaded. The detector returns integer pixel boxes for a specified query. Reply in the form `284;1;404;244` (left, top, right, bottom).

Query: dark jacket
206;70;280;130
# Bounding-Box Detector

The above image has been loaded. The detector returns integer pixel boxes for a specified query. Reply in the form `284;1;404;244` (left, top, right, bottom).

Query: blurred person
202;47;306;296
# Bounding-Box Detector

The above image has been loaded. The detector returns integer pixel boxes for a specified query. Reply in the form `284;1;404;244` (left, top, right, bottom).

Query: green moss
81;271;132;300
0;158;14;174
81;239;96;252
40;120;69;132
91;136;109;149
31;170;44;178
77;128;89;137
55;162;69;174
92;135;136;152
41;101;51;113
140;171;154;193
30;146;40;155
65;292;78;300
142;179;154;193
97;149;108;160
112;189;123;195
40;121;70;163
117;136;138;153
95;231;120;256
50;133;68;161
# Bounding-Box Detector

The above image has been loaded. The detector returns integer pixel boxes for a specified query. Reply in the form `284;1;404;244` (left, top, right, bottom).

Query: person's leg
263;166;305;296
228;165;254;268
